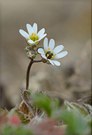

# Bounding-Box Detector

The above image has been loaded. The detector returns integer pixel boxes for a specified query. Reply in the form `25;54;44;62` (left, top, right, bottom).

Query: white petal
33;23;37;33
26;24;34;35
38;48;45;55
39;34;47;41
51;60;61;66
53;45;64;54
28;39;34;44
55;51;68;59
44;38;48;50
49;39;55;50
41;54;47;59
38;28;45;37
48;60;54;65
19;29;29;39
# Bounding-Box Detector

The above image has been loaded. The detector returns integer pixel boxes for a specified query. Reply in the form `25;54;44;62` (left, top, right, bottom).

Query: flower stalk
26;58;33;90
26;58;42;90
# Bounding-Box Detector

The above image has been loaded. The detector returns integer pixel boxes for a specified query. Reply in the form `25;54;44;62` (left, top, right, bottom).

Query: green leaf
1;125;33;135
32;93;52;116
64;101;89;116
57;109;89;135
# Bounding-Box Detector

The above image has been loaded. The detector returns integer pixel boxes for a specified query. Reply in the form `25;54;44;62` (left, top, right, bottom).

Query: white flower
19;23;47;45
38;38;68;66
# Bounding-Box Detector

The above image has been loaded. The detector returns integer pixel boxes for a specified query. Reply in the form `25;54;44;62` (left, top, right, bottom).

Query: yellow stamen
30;33;39;41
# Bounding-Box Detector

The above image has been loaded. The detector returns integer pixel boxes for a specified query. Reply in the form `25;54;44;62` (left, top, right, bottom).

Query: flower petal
33;23;37;33
55;51;68;59
44;38;48;50
49;39;55;50
41;54;47;59
38;28;45;37
48;59;54;65
51;60;61;66
28;39;34;44
19;29;29;39
38;48;45;55
53;45;64;54
39;34;47;41
26;24;34;35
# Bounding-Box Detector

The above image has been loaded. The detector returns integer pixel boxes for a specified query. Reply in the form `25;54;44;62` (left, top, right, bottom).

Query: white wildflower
38;38;68;66
19;23;47;45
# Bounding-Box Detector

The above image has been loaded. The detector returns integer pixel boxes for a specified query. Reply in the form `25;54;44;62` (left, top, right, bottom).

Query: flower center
30;33;39;41
46;51;54;59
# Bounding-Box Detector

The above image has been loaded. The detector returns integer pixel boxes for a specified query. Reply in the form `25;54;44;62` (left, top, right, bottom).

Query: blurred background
0;0;91;109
